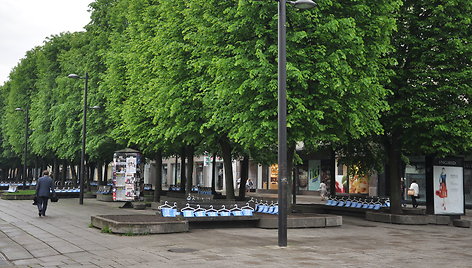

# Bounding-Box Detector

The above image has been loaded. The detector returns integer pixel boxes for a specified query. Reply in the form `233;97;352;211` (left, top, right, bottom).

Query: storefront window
405;161;426;202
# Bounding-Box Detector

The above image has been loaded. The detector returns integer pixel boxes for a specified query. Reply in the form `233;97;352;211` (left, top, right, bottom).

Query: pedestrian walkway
0;197;471;267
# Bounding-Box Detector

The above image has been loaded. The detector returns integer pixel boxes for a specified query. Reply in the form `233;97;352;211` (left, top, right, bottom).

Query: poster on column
433;158;464;215
308;160;320;191
126;156;137;173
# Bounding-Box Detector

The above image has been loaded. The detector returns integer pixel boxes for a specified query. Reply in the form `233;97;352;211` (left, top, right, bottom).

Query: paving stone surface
0;197;471;267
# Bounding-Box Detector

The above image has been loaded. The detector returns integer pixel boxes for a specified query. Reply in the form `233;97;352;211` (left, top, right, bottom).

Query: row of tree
0;0;470;212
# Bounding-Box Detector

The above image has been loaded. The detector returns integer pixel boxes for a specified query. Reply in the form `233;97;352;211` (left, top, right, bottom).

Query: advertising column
433;158;464;215
112;149;142;202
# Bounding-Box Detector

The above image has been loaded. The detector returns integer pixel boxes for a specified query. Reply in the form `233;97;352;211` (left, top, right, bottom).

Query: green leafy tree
385;0;472;213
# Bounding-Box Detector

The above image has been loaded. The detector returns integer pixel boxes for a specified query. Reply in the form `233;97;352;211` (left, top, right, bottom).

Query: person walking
35;170;55;217
409;180;419;208
319;180;328;201
246;178;254;192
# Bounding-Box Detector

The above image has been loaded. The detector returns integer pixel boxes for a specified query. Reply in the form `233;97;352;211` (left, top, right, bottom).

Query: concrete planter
84;193;96;199
91;215;188;234
366;211;428;225
1;194;34;200
96;194;113;202
133;203;147;210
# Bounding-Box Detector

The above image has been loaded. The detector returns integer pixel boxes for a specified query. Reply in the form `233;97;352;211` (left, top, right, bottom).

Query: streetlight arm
68;74;84;79
288;0;316;9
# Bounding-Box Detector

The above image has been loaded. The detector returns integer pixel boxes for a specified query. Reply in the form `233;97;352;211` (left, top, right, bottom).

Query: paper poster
115;174;126;186
434;164;464;215
126;157;137;173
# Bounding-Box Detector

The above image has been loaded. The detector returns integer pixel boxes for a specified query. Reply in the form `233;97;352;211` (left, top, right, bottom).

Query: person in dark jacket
35;170;55;217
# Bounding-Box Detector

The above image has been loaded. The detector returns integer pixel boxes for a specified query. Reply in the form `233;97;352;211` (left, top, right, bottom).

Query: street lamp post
276;0;315;247
68;72;89;205
15;106;29;189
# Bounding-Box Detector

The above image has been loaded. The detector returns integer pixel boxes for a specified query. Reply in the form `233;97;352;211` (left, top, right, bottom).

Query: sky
0;0;92;85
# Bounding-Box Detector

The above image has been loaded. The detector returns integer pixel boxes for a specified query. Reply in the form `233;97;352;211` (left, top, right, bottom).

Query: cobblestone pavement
0;197;471;268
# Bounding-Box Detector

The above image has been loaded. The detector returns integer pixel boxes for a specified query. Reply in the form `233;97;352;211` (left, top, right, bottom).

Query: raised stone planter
402;208;426;215
84;192;97;199
91;215;188;234
427;215;452;225
366;211;428;225
391;214;428;225
366;211;391;223
257;214;341;229
133;202;147;210
0;194;34;200
453;219;471;228
96;194;113;202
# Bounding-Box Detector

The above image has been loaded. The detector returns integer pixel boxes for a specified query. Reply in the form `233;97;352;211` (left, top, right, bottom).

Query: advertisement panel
269;164;278;190
433;158;464;215
308;160;320;191
348;174;369;194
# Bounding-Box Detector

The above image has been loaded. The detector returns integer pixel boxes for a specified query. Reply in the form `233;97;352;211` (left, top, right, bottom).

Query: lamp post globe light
15;106;29;189
275;0;315;247
67;72;89;205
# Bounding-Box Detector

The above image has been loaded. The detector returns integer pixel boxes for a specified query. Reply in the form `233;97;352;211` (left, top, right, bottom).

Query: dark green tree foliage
1;49;38;156
385;0;471;213
389;0;472;156
183;0;400;158
0;0;419;203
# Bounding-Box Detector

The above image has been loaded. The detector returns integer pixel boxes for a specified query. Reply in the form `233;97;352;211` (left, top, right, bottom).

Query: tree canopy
0;0;469;202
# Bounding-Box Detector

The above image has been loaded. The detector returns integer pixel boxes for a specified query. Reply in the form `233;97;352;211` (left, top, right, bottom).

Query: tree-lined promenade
0;0;470;211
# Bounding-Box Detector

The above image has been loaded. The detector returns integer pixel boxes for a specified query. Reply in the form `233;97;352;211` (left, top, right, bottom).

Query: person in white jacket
409;180;419;208
319;180;328;201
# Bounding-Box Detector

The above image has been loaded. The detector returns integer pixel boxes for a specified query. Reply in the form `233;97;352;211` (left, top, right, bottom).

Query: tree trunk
70;164;78;187
61;160;67;187
219;137;235;200
387;132;402;214
293;166;298;204
211;153;217;194
186;146;194;195
180;147;187;193
53;158;60;182
154;151;163;202
97;162;103;186
329;148;336;197
88;162;96;191
425;154;435;214
174;156;179;186
238;156;249;200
